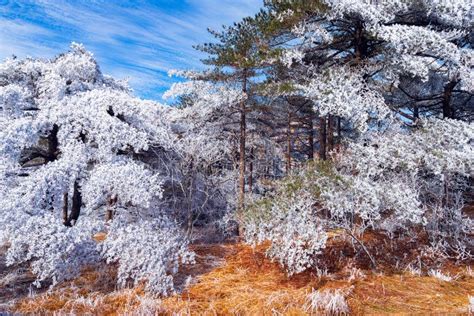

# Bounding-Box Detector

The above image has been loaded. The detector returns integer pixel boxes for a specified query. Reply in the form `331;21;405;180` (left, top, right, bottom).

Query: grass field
7;242;473;315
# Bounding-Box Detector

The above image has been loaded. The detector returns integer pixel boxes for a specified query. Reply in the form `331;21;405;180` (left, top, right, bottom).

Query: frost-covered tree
0;44;192;294
162;76;246;238
163;71;288;238
266;0;473;123
246;118;473;272
164;1;473;262
243;0;474;273
193;17;274;225
0;43;161;224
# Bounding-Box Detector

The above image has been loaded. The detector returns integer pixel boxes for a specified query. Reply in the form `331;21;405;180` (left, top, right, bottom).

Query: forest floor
1;238;473;315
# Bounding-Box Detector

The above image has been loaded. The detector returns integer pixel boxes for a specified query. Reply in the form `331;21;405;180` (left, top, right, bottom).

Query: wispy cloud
0;0;262;100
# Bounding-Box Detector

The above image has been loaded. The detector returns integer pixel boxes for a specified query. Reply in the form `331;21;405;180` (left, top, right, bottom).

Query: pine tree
193;17;271;234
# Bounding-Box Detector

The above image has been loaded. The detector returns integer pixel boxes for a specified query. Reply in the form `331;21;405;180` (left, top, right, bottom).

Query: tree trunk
308;116;314;161
319;116;327;160
286;111;292;173
327;115;334;153
442;80;458;119
106;195;117;222
354;22;367;62
66;181;82;226
62;192;68;225
413;105;419;121
47;124;59;161
249;147;254;193
45;125;60;212
237;69;248;236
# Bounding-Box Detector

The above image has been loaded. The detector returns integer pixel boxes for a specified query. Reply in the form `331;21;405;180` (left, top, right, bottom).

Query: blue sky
0;0;262;100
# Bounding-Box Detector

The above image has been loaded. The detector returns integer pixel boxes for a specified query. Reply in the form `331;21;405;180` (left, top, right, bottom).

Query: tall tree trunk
442;80;458;119
354;22;367;62
327;115;334;153
286;110;292;173
45;125;60;212
47;124;59;161
319;116;327;161
249;147;254;193
62;192;68;225
237;69;248;236
66;180;82;226
308;117;314;161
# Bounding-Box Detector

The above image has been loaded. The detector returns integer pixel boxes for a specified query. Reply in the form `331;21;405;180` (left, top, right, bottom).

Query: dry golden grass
13;265;152;315
350;274;473;315
11;242;474;315
162;243;474;315
161;243;318;315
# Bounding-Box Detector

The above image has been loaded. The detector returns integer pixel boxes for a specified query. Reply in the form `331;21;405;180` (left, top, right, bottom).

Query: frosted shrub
342;119;474;258
428;269;454;282
244;166;330;275
100;218;195;296
405;264;422;277
347;268;366;282
264;197;328;275
306;288;350;315
5;214;102;287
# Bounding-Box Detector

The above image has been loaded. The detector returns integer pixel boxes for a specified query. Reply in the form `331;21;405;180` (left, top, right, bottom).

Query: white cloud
0;0;262;99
